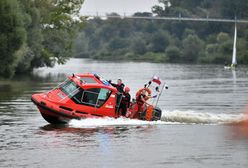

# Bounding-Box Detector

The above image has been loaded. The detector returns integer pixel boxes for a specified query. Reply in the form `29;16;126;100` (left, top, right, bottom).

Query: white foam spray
161;110;245;124
68;110;246;128
69;117;170;128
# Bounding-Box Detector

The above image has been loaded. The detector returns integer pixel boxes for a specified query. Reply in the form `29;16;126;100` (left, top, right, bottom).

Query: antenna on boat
154;83;168;107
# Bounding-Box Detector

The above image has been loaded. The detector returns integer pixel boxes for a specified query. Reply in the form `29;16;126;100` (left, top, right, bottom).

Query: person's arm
110;82;117;87
140;95;149;105
108;80;117;87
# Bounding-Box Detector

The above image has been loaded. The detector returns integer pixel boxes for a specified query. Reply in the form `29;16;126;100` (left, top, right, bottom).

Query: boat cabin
52;73;122;118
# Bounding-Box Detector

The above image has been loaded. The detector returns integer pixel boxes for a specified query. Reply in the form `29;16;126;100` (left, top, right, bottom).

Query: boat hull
31;94;162;124
32;96;162;124
32;97;79;124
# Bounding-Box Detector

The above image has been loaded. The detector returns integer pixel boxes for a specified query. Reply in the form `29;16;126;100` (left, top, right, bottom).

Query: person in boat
109;79;125;93
119;87;131;117
129;89;153;119
136;89;151;111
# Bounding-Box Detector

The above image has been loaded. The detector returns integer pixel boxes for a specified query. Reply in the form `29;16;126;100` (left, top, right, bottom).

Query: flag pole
155;82;166;107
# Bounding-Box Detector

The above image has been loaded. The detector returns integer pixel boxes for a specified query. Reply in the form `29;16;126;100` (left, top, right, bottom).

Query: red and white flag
152;75;161;85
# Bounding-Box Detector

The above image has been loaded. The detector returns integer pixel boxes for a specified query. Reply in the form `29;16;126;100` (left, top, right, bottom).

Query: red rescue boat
31;73;164;124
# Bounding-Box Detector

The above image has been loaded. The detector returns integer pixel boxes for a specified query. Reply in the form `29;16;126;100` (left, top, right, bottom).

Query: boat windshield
94;73;110;86
80;77;97;84
60;79;80;98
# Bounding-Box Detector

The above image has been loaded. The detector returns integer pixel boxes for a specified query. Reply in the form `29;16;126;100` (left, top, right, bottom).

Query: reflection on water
40;123;132;137
0;58;248;168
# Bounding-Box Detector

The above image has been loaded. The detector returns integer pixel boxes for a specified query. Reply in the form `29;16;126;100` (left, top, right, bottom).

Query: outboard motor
140;106;162;121
152;106;162;121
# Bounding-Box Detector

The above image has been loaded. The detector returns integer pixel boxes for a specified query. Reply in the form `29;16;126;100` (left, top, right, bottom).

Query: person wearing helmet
119;86;131;116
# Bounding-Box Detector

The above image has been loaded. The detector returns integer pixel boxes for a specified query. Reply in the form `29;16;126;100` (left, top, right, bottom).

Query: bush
166;46;181;62
182;34;205;63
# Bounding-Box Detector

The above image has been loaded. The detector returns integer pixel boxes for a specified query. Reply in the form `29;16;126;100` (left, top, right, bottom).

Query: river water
0;58;248;168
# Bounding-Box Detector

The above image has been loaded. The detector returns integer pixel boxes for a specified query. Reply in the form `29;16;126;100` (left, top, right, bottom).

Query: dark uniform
110;83;125;93
119;92;131;116
110;80;129;116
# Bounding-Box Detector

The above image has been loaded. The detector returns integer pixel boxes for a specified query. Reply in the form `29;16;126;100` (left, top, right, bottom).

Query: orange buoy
146;105;154;121
135;88;152;101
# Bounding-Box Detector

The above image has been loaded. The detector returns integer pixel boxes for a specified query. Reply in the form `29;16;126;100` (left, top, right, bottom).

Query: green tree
203;32;232;63
150;31;169;53
15;0;85;74
16;0;43;72
34;0;85;66
221;0;248;18
202;44;219;63
217;32;230;43
182;34;204;63
0;0;26;77
166;46;181;62
131;38;147;55
74;1;248;65
108;37;128;51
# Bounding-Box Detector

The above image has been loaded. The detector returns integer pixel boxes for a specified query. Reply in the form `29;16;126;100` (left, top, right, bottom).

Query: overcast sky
80;0;159;15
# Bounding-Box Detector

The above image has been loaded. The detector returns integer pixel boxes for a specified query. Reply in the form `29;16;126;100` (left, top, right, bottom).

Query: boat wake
68;110;246;128
69;117;167;128
161;110;245;124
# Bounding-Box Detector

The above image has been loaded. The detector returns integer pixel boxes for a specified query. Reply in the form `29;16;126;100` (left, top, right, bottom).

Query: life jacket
135;88;152;101
135;87;152;105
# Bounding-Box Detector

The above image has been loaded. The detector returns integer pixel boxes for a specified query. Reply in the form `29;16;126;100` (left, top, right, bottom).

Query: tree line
0;0;84;78
74;0;248;64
